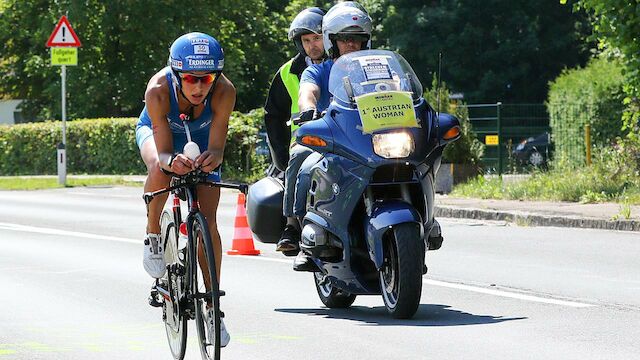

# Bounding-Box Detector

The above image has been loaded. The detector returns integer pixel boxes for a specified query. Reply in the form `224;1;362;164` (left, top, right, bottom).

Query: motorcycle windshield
329;50;423;104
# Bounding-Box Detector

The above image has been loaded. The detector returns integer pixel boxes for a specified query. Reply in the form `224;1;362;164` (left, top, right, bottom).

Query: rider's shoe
143;233;166;278
276;225;300;252
207;307;230;347
293;251;320;272
427;219;444;250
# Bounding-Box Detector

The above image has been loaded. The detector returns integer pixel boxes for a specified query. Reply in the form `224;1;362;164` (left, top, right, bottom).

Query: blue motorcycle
248;50;460;319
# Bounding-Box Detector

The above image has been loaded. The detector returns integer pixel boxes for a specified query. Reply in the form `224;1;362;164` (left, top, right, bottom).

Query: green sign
51;47;78;66
355;91;418;133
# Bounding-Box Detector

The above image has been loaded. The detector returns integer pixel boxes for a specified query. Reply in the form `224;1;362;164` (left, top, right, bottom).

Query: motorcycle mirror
342;76;354;102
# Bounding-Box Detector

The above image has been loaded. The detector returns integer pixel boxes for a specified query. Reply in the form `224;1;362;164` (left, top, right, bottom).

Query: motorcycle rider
296;2;444;266
298;2;372;122
263;8;327;270
286;2;373;270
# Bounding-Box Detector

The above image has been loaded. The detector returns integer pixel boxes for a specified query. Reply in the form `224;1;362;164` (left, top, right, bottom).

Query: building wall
0;100;23;125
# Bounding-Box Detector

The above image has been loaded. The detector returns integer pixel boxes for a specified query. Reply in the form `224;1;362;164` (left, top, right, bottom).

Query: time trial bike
143;171;247;360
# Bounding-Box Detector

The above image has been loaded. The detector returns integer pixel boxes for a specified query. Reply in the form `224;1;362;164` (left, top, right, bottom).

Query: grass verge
0;176;143;190
452;169;640;205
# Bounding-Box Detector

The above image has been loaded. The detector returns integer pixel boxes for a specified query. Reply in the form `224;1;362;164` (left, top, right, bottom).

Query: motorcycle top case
246;176;286;244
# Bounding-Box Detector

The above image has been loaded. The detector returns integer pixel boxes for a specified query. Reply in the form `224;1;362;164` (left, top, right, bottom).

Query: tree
576;0;640;144
378;0;591;104
0;0;287;120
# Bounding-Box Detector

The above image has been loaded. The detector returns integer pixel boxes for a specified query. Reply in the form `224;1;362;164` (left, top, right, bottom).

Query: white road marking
68;191;139;199
0;222;596;308
423;279;595;308
0;222;139;244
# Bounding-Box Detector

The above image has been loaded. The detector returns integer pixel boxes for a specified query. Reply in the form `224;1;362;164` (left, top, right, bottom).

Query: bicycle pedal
219;290;226;297
220;311;225;318
148;294;163;308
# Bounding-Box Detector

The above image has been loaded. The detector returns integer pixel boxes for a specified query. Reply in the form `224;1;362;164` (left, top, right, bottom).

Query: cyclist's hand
195;150;222;173
170;153;195;175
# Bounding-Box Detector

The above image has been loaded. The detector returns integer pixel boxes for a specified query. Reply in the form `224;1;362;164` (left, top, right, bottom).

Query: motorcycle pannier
246;177;286;244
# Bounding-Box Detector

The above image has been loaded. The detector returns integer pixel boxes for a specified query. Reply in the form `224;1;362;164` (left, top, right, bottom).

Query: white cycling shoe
143;233;166;278
207;307;230;347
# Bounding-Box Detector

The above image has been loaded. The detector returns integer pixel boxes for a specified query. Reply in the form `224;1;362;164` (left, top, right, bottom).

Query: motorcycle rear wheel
314;273;356;308
379;223;423;319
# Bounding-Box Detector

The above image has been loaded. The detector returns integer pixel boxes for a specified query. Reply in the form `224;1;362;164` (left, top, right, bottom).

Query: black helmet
288;7;325;56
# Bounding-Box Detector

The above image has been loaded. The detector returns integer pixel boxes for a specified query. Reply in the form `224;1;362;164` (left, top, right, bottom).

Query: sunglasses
334;33;369;43
179;72;217;85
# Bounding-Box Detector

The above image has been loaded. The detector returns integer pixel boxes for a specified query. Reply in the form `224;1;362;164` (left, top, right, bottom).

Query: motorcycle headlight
372;131;415;158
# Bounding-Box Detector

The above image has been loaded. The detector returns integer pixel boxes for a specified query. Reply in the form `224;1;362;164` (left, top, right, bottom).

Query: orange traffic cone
227;193;261;255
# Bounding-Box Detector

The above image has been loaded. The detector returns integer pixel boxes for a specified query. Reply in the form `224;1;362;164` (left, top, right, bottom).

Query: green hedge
547;57;625;167
0;110;269;181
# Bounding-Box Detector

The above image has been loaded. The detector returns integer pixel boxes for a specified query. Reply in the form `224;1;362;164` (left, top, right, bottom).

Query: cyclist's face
300;33;324;61
180;71;216;104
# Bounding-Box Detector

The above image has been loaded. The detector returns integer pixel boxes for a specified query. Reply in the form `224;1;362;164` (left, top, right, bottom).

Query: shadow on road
275;304;526;327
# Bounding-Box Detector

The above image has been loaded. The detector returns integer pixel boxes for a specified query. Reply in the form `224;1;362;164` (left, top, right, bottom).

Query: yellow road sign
485;135;499;145
51;47;78;66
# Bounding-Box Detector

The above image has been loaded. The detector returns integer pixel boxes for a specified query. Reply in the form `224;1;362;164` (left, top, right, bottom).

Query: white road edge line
231;255;596;308
0;222;595;308
423;279;595;308
0;222;139;244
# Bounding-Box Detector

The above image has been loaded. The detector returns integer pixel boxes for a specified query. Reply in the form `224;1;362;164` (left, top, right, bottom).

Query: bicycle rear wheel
160;209;187;360
190;212;222;360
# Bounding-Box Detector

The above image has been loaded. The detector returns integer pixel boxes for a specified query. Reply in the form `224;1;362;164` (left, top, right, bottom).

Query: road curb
434;205;640;232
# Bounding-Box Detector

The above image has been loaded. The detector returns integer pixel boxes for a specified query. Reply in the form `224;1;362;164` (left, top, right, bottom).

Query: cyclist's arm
197;73;236;172
145;75;192;174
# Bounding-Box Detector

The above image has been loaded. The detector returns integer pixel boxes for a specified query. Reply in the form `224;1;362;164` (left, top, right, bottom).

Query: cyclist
136;32;235;346
263;7;326;271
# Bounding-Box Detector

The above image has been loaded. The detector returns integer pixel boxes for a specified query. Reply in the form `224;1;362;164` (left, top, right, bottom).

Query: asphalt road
1;187;639;359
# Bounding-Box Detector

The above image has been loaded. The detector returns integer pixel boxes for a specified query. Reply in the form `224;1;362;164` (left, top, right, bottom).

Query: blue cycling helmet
168;32;224;105
169;32;224;73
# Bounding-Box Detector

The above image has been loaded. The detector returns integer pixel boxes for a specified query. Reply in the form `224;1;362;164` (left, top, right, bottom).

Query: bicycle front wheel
190;212;222;360
160;209;187;360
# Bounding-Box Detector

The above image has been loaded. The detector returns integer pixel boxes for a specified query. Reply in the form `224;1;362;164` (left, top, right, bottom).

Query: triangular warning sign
46;16;81;47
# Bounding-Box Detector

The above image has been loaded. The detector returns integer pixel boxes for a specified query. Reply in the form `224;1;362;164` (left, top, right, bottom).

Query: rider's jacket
299;59;333;113
137;67;214;139
264;53;309;171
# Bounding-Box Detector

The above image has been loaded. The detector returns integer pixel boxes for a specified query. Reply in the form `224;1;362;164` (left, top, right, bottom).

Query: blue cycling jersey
136;67;214;147
135;67;220;180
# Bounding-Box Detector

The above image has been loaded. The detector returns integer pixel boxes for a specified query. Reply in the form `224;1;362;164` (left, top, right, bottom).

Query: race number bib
355;91;418;133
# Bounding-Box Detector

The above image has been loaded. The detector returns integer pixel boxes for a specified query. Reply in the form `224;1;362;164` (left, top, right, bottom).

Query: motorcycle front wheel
314;273;356;308
379;223;423;319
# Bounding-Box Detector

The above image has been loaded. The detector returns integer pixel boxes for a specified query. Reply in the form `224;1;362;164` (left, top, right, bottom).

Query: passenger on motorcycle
263;8;327;264
136;32;235;346
281;2;373;271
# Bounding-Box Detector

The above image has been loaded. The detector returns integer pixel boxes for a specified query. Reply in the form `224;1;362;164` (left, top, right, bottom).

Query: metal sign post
58;65;67;184
46;15;81;185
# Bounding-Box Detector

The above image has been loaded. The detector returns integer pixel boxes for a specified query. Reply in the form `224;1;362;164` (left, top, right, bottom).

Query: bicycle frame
143;172;248;301
143;171;247;359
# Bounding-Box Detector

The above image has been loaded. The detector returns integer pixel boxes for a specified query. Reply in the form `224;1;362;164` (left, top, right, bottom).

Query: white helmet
322;2;372;59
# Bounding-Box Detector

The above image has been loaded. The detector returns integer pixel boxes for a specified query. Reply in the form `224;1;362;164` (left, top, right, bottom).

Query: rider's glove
299;108;317;122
